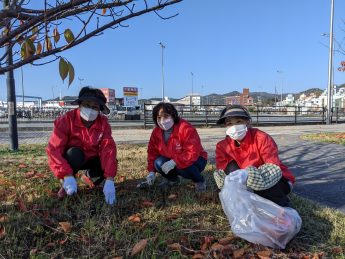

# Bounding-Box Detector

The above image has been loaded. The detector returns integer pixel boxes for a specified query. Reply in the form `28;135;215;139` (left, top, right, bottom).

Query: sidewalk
112;124;345;212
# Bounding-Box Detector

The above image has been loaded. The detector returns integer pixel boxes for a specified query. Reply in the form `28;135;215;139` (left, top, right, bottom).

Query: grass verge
0;144;345;258
301;132;345;145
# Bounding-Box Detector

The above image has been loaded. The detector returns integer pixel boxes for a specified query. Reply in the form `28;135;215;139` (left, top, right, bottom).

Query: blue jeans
154;156;207;183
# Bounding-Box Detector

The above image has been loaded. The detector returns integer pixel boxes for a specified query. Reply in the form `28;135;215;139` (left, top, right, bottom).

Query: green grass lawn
301;132;345;145
1;144;345;258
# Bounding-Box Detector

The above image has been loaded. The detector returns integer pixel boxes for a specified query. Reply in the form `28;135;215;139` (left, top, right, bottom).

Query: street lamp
190;72;194;108
326;0;335;124
159;42;165;102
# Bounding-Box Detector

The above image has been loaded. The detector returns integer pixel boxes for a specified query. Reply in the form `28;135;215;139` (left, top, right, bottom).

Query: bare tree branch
0;0;183;74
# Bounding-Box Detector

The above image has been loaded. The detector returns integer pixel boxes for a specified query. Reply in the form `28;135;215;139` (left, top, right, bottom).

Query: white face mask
158;117;174;131
226;124;247;141
80;106;99;122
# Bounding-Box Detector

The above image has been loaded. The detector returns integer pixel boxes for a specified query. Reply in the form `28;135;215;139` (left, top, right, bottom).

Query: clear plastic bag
219;169;302;249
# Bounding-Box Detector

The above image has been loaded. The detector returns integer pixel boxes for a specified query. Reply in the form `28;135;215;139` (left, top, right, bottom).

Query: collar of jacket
74;108;102;130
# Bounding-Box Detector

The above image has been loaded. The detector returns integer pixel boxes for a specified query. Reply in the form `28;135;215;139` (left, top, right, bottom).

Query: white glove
63;176;78;195
146;172;156;185
161;160;176;174
103;179;116;205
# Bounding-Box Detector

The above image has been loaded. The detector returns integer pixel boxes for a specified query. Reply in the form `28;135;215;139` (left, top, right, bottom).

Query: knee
154;156;168;171
65;147;85;167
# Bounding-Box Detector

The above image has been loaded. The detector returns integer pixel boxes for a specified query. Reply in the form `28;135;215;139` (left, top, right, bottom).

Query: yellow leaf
59;221;72;233
36;42;42;55
59;58;69;82
130;239;148;256
53;27;60;44
64;29;74;44
68;62;75;86
45;37;52;51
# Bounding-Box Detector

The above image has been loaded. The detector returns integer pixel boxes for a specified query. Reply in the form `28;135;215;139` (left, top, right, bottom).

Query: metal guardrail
143;104;345;129
0;105;344;128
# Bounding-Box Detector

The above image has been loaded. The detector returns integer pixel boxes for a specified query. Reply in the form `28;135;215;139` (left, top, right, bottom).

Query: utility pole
4;0;18;150
326;0;335;124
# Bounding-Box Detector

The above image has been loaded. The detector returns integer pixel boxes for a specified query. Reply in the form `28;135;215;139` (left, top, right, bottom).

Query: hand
161;160;176;174
213;169;226;190
63;176;78;195
146;172;156;185
103;179;116;205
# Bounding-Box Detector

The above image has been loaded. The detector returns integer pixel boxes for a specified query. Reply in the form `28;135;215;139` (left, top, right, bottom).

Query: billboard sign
100;88;116;103
123;87;138;106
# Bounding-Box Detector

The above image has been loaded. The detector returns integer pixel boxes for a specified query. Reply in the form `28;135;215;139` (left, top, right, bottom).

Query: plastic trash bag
219;169;302;249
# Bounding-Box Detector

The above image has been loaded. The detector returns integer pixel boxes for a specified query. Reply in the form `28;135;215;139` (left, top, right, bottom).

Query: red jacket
46;109;117;179
147;119;208;172
216;128;295;183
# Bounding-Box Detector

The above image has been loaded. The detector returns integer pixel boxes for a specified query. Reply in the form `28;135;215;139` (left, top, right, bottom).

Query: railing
0;105;344;128
143;104;345;129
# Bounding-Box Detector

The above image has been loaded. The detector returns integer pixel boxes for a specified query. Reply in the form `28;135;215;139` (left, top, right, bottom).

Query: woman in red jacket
146;102;208;192
46;87;117;205
214;105;295;206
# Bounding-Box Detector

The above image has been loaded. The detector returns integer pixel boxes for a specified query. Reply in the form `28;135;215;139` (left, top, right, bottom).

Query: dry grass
301;132;345;145
0;144;345;258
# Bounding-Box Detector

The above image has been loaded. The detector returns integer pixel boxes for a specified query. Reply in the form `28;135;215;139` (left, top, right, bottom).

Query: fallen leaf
168;194;177;200
218;236;236;245
0;214;9;223
128;214;141;223
167;243;181;251
59;222;72;233
59;237;68;245
46;242;55;247
166;213;179;221
332;247;343;255
211;242;224;251
192;253;205;259
142;200;154;207
113;257;123;259
0;226;5;238
130;239;148;256
24;171;36;178
221;245;234;256
18;164;27;168
17;198;28;212
256;249;272;259
233;248;245;258
201;236;214;251
180;245;197;256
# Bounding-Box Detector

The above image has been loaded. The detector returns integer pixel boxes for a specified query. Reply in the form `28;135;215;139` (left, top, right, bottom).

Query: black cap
217;105;251;125
71;86;110;115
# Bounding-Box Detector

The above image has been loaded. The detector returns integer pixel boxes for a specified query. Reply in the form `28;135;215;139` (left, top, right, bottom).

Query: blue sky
1;0;345;101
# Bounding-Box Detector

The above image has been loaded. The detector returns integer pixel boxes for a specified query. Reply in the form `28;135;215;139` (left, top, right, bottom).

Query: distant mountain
298;88;324;97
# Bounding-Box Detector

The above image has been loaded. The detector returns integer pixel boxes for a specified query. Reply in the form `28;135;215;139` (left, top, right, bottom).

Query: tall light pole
159;42;165;102
326;0;335;124
78;77;84;90
21;67;24;108
276;70;284;104
190;72;194;108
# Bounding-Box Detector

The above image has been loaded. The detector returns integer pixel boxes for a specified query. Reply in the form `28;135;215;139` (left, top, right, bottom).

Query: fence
143;104;345;128
0;104;344;126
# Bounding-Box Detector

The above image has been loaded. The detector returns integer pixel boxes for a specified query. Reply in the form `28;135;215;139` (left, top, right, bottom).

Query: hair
152;102;179;126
